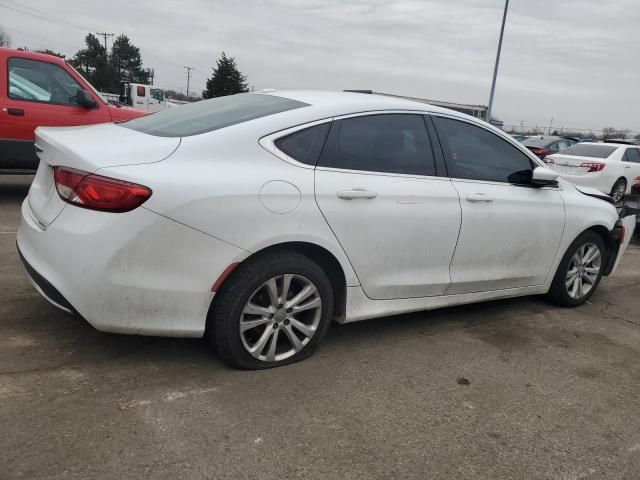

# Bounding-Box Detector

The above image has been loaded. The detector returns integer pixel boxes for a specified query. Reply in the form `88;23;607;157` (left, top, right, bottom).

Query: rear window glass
560;144;618;158
121;93;309;137
522;137;555;148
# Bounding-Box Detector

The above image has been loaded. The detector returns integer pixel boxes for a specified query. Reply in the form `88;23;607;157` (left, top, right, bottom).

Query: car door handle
466;194;494;203
337;189;378;200
625;165;631;169
7;108;24;116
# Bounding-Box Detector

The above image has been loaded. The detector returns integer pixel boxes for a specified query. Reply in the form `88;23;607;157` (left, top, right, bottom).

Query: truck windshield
120;93;309;137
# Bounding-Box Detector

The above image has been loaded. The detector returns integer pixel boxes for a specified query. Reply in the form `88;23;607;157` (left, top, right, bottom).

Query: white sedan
17;91;635;369
544;142;640;203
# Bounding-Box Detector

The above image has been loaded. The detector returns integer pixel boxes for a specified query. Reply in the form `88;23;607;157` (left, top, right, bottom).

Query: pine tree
68;34;115;92
202;52;248;99
109;35;149;85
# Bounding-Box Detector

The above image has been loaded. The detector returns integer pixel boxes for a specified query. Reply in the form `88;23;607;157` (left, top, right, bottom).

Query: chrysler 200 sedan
17;91;635;369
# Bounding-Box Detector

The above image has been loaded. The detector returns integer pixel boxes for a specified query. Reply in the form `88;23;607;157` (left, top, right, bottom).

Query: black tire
547;231;606;307
209;251;333;369
610;178;627;204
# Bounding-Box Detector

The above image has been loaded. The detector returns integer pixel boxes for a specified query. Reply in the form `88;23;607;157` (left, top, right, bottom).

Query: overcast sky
2;0;639;132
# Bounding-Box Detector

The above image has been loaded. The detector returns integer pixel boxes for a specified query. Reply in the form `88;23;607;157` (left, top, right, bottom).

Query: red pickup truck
0;48;148;173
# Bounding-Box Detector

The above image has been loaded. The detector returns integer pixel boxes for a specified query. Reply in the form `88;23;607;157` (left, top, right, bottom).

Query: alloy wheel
612;182;626;203
239;274;322;362
565;242;601;299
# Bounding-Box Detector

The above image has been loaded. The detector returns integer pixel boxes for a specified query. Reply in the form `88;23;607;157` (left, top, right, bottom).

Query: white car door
622;147;640;189
432;116;566;294
314;113;462;300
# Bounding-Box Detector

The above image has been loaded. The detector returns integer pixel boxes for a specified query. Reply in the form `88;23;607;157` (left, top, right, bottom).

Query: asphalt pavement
1;175;639;480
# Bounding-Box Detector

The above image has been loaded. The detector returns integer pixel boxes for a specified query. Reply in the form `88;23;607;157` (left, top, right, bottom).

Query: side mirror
531;166;559;187
76;89;97;109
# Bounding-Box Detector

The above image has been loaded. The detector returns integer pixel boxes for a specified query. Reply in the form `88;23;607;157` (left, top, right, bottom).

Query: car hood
573;184;614;204
107;104;151;121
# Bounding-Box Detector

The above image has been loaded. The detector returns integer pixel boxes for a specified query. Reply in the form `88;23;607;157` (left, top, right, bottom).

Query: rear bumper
17;245;75;314
17;198;247;337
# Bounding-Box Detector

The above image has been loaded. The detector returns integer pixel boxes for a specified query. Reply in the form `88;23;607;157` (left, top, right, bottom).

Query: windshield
559;144;618;158
120;93;309;137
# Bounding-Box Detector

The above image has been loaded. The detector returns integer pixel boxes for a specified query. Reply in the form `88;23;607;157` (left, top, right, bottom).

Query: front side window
275;123;330;166
434;117;533;184
122;93;308;137
317;114;436;176
8;57;83;106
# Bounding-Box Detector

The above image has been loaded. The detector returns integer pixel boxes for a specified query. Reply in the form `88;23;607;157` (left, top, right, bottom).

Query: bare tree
601;127;617;141
0;26;10;48
618;129;631;140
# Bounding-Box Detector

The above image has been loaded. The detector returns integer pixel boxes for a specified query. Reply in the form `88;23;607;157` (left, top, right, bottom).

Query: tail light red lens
579;162;606;173
529;147;549;158
53;166;152;212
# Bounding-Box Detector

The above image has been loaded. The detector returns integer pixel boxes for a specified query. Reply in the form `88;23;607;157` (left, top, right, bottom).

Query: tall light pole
486;0;509;123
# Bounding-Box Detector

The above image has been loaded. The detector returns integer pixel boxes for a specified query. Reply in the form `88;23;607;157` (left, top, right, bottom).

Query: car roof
0;47;68;65
572;142;628;148
260;90;474;120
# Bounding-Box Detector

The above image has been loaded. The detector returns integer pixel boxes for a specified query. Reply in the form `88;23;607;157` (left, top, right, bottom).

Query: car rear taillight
579;162;606;173
53;166;152;213
529;147;549;158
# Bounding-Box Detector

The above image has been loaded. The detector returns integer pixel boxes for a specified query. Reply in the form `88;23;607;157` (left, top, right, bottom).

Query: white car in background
17;91;635;369
544;142;640;203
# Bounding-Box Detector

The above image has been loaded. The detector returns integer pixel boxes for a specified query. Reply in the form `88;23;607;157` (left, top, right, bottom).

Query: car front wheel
209;251;333;369
547;231;606;307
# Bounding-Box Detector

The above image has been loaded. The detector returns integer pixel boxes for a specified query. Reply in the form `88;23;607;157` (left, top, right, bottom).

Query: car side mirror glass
531;166;559;187
76;89;97;109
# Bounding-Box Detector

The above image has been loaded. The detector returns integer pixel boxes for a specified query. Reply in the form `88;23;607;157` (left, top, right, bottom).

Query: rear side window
560;144;618;159
624;148;640;163
122;93;309;137
434;117;533;184
274;123;330;165
318;114;437;176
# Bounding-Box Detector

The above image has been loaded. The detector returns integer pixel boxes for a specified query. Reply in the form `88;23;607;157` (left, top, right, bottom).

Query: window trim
7;56;100;110
430;113;552;188
260;117;335;170
262;110;445;179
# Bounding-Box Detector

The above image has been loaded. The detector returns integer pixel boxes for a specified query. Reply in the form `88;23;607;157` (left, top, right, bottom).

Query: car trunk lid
27;123;180;229
545;153;602;175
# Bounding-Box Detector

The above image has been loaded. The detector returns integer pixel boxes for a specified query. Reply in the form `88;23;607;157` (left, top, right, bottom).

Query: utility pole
486;0;509;123
184;66;194;99
96;32;114;52
548;117;553;135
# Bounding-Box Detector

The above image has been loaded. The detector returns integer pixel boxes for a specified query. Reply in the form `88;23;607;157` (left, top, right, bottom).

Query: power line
95;32;114;51
0;2;98;31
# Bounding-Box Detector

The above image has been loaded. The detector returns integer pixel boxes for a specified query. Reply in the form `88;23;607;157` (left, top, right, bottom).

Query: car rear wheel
209;251;333;369
610;178;627;204
547;231;606;307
